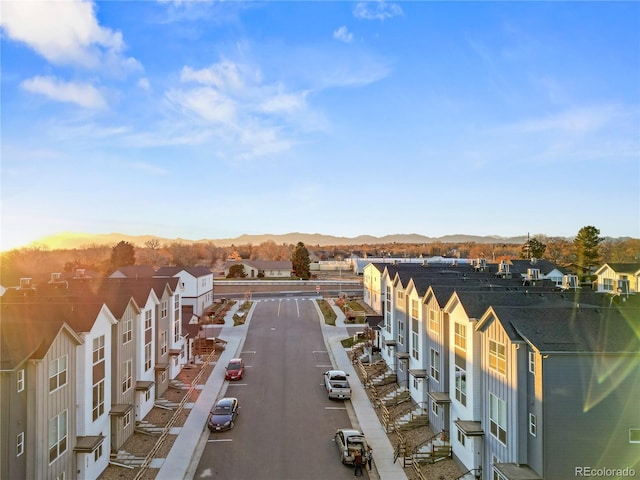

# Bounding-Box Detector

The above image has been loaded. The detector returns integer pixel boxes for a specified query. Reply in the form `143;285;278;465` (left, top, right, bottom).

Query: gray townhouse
0;300;114;480
477;302;640;480
363;259;639;480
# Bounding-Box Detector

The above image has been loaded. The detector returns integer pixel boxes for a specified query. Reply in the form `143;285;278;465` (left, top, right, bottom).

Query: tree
520;237;546;260
226;264;247;278
291;242;311;279
110;241;136;269
573;226;603;276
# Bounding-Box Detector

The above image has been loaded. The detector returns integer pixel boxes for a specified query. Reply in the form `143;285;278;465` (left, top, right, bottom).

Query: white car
334;428;368;465
324;370;351;399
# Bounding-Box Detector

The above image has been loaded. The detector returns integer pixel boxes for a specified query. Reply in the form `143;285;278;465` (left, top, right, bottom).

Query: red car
225;358;245;380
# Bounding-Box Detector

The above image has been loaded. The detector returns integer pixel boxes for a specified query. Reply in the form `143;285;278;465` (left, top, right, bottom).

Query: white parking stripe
207;439;233;442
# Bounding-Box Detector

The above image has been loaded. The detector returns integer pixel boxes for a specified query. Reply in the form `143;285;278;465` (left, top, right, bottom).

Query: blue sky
1;1;639;251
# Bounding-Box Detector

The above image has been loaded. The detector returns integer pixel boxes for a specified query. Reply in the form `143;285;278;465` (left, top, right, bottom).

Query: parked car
225;358;245;380
207;397;239;432
334;428;368;465
324;370;351;399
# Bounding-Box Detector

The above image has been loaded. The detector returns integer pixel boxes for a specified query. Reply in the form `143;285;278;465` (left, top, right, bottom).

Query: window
411;299;419;319
17;432;24;457
454;323;466;352
145;343;152;371
122;360;132;393
386;286;391;312
174;295;180;310
160;370;167;383
397;317;405;345
529;413;537;437
49;410;68;463
93;336;105;364
160;301;168;318
489;340;506;375
174;317;180;343
431;400;439;416
17;369;24;392
385;312;391;333
429;309;439;334
397;290;404;302
145;310;152;330
490;393;507;444
94;443;102;462
455;366;467;406
630;429;640;444
160;331;168;356
92;379;105;421
457;429;465;447
411;319;419;360
430;349;440;382
603;278;614;292
123;411;131;429
493;470;507;480
49;356;67;392
528;351;536;374
122;318;132;344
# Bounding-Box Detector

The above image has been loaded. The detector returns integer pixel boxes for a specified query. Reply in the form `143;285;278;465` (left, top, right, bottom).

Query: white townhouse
69;303;118;480
155;266;213;316
444;290;487;474
363;263;385;313
135;293;159;421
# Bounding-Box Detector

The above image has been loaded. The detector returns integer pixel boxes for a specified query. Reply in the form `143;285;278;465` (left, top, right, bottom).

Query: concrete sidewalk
156;298;406;480
321;302;408;480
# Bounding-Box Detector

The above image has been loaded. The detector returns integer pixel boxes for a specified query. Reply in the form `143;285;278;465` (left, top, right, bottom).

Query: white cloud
180;61;251;90
333;26;353;43
353;2;403;21
138;78;151;91
20;75;106;109
165;86;237;124
259;92;307;114
507;104;624;136
0;0;140;73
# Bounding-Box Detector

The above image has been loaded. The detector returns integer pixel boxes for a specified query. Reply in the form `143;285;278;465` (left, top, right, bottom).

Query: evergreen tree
573;226;603;276
291;242;311;279
110;241;136;269
520;237;547;260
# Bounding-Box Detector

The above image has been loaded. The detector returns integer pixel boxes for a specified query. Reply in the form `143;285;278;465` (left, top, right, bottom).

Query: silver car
334;428;368;465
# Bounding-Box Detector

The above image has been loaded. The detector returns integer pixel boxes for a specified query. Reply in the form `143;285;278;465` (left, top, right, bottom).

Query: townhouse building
363;259;640;480
0;272;187;479
154;266;213;316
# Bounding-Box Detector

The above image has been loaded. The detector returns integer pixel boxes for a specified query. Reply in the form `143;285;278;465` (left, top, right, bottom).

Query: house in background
223;260;292;278
108;266;157;279
594;262;640;295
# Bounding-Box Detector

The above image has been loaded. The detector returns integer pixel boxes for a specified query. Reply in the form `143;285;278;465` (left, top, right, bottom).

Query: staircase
381;386;410;406
394;405;429;431
412;436;452;464
370;368;397;387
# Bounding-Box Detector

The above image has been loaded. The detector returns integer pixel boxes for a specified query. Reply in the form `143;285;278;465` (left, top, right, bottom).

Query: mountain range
31;231;536;250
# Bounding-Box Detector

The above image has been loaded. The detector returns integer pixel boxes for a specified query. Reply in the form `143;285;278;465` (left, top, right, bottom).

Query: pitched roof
499;306;640;353
154;266;212;278
0;304;86;370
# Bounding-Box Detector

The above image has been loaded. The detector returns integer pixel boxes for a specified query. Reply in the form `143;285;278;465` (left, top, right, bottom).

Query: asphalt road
193;297;369;480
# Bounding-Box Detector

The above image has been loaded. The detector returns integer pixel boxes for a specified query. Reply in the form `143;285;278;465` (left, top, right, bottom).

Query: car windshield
228;362;242;370
213;404;231;414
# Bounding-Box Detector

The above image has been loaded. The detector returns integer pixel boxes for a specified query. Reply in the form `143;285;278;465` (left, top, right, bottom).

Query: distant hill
28;231;534;250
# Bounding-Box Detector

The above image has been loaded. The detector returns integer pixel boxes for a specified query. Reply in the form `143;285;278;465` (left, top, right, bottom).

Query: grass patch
232;301;253;325
316;299;337;326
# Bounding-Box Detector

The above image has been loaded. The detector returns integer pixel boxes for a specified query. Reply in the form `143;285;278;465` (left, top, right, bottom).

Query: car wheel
230;420;235;429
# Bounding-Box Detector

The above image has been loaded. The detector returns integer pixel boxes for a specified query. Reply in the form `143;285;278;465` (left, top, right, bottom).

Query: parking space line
325;407;347;410
207;439;233;442
315;365;332;368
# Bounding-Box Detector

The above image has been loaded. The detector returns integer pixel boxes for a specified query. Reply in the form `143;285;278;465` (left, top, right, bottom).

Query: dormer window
19;278;32;289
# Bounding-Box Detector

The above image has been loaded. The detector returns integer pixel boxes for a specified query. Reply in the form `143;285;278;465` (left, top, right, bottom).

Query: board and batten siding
482;316;520;468
32;330;77;480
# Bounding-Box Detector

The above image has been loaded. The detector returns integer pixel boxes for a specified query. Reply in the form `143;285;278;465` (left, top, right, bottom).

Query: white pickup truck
324;370;351;399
